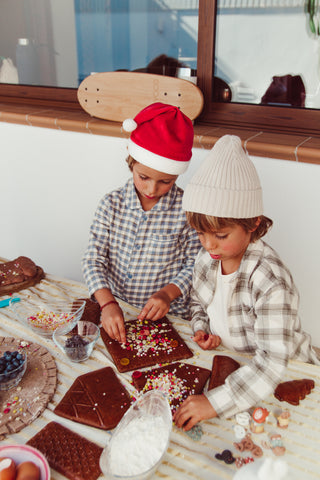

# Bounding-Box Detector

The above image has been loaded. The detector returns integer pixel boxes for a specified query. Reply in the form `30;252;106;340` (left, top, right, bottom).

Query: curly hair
185;212;273;243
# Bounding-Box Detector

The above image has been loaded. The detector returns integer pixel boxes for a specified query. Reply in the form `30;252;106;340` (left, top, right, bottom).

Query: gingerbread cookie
54;366;132;429
74;298;101;325
274;378;315;405
101;317;193;373
0;257;44;296
27;421;103;480
208;354;240;390
131;362;210;414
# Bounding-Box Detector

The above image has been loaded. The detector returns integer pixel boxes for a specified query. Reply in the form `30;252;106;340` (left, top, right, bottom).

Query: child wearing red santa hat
82;102;201;342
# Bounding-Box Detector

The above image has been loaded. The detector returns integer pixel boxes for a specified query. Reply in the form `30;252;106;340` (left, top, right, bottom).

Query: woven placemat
0;336;57;439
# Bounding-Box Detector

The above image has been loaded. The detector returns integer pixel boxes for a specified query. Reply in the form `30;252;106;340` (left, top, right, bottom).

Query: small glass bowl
0;345;27;391
53;321;100;362
10;299;86;337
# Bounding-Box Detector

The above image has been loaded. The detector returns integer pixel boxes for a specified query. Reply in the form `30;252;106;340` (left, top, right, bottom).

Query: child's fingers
117;322;126;343
138;302;160;320
212;335;221;348
137;303;151;320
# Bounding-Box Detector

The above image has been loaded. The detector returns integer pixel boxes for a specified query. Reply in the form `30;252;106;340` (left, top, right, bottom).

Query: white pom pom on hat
182;135;263;218
122;118;137;133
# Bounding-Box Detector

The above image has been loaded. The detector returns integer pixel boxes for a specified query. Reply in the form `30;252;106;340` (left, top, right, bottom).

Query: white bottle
16;38;39;85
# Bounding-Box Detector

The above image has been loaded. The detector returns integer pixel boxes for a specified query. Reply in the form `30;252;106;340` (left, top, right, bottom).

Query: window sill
1;102;319;165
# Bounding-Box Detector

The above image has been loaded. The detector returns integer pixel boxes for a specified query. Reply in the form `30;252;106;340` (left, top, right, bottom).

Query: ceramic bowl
53;320;100;362
10;299;85;337
0;444;50;480
0;345;27;391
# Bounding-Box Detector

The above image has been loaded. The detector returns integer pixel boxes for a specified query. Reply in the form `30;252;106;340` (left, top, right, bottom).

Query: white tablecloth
1;271;320;480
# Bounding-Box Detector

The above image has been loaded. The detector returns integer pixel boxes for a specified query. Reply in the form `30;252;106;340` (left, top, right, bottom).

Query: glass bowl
53;320;100;362
99;390;172;480
10;299;85;337
0;345;27;391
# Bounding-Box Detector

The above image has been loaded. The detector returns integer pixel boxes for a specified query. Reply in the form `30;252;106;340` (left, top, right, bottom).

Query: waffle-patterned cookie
100;317;193;373
208;355;240;390
54;366;132;429
26;421;103;480
131;362;210;414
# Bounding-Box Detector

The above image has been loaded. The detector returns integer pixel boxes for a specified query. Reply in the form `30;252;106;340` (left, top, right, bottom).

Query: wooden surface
77;71;204;121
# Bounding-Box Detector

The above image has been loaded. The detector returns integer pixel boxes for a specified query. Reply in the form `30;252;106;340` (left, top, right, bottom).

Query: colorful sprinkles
27;310;75;331
120;319;180;357
138;364;202;413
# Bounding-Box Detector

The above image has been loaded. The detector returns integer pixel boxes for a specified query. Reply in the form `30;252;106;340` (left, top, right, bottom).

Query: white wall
1;122;319;346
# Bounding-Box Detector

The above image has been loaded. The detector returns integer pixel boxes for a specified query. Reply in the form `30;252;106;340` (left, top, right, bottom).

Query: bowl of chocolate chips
53;320;100;362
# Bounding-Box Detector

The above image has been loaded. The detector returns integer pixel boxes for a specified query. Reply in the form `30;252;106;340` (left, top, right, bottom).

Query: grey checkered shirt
190;240;320;418
82;179;201;319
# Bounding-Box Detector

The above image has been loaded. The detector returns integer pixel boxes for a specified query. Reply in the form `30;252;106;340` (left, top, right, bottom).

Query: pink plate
0;444;50;479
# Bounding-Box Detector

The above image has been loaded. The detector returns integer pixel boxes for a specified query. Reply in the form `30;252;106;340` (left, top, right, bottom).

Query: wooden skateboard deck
77;71;204;121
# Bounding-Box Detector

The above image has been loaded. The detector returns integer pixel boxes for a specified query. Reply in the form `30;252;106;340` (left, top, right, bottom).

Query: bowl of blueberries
53;320;100;362
0;345;27;391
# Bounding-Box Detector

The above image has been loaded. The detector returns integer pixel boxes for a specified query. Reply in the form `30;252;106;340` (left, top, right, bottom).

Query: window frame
196;0;320;137
1;0;320;138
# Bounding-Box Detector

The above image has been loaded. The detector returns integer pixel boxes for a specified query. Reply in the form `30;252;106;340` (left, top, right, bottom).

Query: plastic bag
0;57;19;84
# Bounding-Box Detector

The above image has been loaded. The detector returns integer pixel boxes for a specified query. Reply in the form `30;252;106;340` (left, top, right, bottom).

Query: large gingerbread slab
0;337;57;440
100;317;193;373
54;366;132;430
27;421;102;480
131;362;211;414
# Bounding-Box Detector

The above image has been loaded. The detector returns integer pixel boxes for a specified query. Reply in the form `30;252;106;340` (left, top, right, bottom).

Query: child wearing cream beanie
174;135;319;430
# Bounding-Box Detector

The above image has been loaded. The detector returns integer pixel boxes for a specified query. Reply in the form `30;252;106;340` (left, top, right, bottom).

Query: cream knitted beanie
182;135;263;218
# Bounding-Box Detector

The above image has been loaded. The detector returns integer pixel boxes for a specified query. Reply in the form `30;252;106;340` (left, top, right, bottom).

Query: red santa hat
122;102;194;175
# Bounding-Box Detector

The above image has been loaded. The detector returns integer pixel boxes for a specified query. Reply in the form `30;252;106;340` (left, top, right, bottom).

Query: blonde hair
186;212;273;243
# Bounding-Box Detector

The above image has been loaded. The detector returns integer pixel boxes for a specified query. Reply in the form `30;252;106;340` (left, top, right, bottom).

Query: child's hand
101;303;126;343
173;394;217;431
138;290;171;321
192;330;221;350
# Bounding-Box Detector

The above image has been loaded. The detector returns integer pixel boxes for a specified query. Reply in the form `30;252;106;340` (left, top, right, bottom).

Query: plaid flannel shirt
190;239;320;418
82;179;201;318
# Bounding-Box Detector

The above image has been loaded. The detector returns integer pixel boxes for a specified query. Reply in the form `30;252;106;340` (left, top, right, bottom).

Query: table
0;271;320;480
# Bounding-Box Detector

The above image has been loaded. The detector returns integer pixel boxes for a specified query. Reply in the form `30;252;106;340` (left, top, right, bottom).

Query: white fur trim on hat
182;135;263;218
128;139;189;175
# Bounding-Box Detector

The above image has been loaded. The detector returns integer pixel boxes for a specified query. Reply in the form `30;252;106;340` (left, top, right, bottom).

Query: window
1;0;320;138
196;1;320;137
